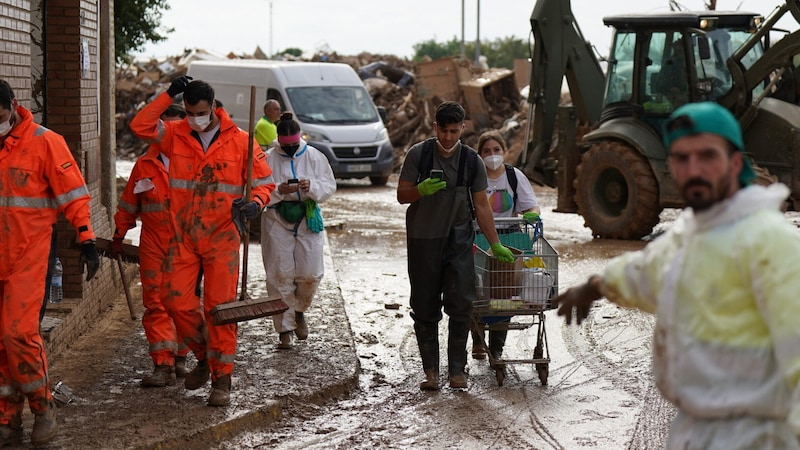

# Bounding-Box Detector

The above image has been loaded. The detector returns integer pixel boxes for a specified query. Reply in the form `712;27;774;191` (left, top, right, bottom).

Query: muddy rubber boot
489;329;508;363
141;365;177;388
471;324;486;359
175;356;187;379
183;359;210;390
30;400;57;446
294;312;309;340
0;413;22;447
419;369;440;391
447;320;470;378
449;373;468;389
277;331;293;349
207;374;231;407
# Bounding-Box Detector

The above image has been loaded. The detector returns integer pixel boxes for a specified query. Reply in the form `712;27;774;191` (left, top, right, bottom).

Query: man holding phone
397;101;514;391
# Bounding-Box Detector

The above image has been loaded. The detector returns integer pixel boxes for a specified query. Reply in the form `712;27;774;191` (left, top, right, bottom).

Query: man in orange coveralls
113;104;191;388
130;77;274;407
0;79;100;445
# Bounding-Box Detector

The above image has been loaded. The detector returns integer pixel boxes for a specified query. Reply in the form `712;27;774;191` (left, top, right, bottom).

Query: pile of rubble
115;50;531;169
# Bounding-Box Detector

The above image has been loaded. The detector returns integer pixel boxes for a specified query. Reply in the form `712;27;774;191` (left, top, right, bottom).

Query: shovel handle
116;255;138;320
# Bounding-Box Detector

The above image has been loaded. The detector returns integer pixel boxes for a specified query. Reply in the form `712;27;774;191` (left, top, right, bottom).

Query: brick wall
0;2;118;356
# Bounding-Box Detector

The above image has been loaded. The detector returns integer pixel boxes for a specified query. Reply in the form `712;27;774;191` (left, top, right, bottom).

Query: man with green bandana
554;102;800;449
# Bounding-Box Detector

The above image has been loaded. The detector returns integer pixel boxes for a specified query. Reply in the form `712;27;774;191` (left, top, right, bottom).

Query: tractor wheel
574;141;661;239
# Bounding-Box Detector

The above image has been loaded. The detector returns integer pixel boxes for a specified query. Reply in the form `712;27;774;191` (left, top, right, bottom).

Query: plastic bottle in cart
50;257;63;303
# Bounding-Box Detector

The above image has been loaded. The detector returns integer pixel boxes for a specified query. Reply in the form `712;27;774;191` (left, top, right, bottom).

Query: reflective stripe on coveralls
0;105;95;424
130;92;274;380
113;149;186;366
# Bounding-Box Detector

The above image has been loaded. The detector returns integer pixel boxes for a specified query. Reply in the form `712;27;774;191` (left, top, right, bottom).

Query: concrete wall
0;0;119;358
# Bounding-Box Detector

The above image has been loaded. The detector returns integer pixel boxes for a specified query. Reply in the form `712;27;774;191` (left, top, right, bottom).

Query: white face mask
436;139;460;154
0;118;11;137
483;154;504;171
188;113;212;132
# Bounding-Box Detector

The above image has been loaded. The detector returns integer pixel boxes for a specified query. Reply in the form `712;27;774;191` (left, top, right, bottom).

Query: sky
133;0;800;61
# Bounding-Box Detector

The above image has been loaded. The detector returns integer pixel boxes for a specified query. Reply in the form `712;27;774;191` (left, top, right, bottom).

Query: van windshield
286;86;380;124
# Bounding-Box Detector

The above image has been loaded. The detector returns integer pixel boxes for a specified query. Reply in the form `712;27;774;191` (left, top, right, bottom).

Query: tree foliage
412;36;529;69
114;0;173;62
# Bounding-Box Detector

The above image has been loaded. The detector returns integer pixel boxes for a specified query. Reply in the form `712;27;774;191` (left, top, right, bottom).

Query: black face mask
281;144;300;156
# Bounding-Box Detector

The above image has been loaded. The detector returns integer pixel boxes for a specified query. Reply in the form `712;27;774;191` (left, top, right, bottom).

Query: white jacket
601;184;800;436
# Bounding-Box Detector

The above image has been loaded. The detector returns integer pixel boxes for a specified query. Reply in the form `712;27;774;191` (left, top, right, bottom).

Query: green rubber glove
304;199;317;219
490;242;515;264
417;178;447;196
523;211;540;223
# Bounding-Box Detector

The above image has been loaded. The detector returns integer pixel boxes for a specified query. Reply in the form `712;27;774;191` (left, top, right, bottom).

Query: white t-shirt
486;166;539;218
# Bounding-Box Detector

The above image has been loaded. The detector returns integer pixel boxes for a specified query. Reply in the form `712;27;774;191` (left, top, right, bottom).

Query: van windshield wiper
295;113;320;123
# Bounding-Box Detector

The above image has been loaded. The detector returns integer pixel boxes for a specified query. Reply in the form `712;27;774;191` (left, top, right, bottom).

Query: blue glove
167;76;192;97
417;178;447;196
523;212;540;223
490;242;515;264
79;241;100;281
305;200;324;233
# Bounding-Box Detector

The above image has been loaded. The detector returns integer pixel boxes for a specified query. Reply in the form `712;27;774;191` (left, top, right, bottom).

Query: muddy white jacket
600;183;800;435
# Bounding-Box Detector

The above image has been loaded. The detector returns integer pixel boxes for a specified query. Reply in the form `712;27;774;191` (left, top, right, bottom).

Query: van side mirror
377;106;387;123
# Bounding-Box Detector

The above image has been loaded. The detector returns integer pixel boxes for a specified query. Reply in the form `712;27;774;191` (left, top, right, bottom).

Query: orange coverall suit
130;92;274;381
0;105;95;423
114;148;189;367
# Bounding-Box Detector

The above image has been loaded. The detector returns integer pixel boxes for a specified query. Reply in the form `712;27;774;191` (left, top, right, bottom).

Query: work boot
175;356;187;379
277;331;293;350
419;369;440;391
471;343;487;360
30;400;57;446
184;359;210;390
0;414;22;447
294;312;309;340
141;365;176;388
449;373;468;389
207;374;231;407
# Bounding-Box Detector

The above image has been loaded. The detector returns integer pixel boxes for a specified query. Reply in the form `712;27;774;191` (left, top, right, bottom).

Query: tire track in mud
559;302;674;448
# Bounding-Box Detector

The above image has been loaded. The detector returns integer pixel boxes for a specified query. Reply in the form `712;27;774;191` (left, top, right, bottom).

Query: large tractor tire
574;141;661;239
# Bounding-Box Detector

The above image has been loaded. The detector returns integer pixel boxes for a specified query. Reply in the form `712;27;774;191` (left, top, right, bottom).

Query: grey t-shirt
399;139;488;239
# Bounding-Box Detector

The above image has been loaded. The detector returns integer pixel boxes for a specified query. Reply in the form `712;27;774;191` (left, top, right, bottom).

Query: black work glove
167;76;193;97
231;198;247;239
79;242;100;281
240;200;261;220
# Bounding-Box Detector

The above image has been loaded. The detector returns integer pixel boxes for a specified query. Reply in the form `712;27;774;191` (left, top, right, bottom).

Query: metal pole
475;0;481;65
269;1;274;58
460;0;465;59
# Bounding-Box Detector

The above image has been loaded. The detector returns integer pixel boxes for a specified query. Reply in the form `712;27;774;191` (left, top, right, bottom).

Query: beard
681;171;736;211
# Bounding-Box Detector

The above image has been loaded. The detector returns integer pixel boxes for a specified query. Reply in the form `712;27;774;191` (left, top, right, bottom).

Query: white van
187;60;394;186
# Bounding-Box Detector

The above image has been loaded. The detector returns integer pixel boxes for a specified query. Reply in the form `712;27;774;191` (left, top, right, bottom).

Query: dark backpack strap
416;138;437;184
504;163;518;207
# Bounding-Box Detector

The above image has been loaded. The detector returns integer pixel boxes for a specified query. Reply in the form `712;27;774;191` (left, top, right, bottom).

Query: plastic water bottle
50;257;63;303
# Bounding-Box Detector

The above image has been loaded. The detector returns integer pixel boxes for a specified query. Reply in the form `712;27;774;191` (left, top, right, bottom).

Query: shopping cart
472;217;558;386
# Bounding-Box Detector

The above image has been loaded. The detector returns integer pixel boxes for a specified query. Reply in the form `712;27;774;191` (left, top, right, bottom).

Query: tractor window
694;30;733;100
605;32;636;104
644;33;689;113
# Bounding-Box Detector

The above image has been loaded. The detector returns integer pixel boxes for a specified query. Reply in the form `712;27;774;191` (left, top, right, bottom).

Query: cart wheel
495;366;506;386
536;363;549;386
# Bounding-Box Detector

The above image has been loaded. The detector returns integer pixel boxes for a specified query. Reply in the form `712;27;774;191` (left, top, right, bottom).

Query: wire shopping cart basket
472;217;558;386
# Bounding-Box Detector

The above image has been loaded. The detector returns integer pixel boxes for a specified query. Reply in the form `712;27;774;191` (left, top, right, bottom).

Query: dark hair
162;103;186;119
275;111;301;136
0;80;15;110
477;130;506;153
435;101;465;126
183;80;215;106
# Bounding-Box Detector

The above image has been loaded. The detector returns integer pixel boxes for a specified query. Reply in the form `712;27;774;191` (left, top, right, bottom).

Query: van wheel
369;176;389;186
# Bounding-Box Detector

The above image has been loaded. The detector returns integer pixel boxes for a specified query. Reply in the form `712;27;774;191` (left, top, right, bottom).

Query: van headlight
375;128;388;141
301;130;330;143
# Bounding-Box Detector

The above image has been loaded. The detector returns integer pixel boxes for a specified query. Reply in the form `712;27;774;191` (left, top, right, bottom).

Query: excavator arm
520;0;605;186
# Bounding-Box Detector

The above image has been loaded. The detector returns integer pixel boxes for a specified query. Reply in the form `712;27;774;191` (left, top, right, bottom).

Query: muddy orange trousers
0;239;54;424
164;236;239;380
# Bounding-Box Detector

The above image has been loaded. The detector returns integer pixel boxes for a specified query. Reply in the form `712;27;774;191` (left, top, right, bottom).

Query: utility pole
474;0;481;65
269;1;274;58
460;0;465;59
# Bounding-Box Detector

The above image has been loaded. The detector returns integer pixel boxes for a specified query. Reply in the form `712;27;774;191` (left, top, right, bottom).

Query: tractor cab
602;11;765;128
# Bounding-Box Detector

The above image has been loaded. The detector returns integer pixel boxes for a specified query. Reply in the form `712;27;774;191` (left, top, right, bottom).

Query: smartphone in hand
288;178;299;184
430;169;443;180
